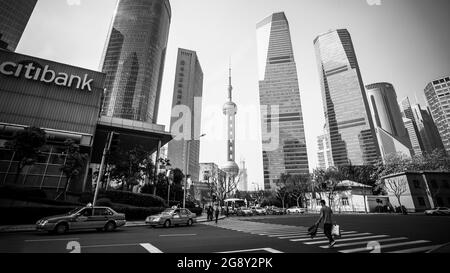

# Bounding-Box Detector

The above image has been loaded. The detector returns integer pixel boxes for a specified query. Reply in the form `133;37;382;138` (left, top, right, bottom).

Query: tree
384;177;408;214
58;139;88;200
287;174;311;207
276;186;289;209
313;167;345;210
6;127;47;184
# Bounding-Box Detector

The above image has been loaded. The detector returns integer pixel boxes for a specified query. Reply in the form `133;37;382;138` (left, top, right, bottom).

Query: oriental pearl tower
222;66;240;192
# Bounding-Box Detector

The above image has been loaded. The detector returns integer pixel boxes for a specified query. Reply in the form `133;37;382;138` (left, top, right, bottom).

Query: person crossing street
315;200;336;248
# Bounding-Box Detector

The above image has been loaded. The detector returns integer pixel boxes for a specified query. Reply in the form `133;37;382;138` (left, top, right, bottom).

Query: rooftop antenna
228;57;232;101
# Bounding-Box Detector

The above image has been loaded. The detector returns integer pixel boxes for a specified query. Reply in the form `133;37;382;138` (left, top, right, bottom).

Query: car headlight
38;220;48;225
153;218;161;222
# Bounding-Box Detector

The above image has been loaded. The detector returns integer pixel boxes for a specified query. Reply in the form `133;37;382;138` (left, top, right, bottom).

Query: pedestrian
315;200;336;248
208;206;213;221
215;204;220;224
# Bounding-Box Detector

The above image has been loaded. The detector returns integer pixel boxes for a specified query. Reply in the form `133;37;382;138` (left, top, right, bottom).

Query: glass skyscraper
400;97;424;156
100;0;171;123
256;12;309;191
314;29;380;166
0;0;37;51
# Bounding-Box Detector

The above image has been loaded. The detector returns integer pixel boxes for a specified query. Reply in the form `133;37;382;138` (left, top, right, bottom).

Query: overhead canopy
337;180;372;188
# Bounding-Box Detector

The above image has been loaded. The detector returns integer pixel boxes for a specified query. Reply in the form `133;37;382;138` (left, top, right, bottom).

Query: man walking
214;204;220;224
315;200;336;248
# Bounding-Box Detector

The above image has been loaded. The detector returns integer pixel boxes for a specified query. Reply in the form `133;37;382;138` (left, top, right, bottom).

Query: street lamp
183;133;206;208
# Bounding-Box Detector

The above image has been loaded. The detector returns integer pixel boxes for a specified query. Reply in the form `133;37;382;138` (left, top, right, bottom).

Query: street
1;214;449;253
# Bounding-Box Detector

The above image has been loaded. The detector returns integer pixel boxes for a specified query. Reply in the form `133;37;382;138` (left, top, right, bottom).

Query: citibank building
0;49;106;194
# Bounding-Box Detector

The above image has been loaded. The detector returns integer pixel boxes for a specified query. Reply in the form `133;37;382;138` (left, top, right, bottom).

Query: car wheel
104;221;116;232
164;220;171;228
187;219;193;226
55;223;68;235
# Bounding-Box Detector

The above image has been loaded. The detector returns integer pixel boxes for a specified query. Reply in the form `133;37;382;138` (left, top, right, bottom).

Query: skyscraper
100;0;171;123
256;12;309;191
168;48;203;183
238;159;248;192
412;104;445;153
424;76;450;154
400;97;424;156
317;130;333;170
366;83;412;159
0;0;37;51
314;29;380;166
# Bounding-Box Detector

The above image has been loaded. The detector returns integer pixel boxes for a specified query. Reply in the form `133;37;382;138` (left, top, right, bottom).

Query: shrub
96;198;113;207
187;207;203;216
0;185;47;200
103;190;166;207
112;205;165;221
0;206;78;225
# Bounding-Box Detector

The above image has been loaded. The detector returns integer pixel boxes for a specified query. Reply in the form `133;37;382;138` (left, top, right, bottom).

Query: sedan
286;206;306;214
251;206;267;215
236;207;253;216
425;207;450;216
36;206;126;234
146;208;197;228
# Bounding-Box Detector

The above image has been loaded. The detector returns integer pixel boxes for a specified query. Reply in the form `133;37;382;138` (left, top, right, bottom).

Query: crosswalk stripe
321;237;408;248
339;240;430;253
140;243;163;253
305;235;389;245
387;244;444;253
277;231;357;239
291;232;372;242
265;232;311;237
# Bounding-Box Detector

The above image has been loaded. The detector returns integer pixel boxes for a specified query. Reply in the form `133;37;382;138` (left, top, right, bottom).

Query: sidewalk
0;213;226;233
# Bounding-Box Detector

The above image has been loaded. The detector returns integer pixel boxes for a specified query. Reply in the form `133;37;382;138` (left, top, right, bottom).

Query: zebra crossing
202;219;443;253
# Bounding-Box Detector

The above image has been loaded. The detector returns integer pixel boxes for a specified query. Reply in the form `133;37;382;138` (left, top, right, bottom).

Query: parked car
286;206;306;214
146;208;197;228
424;207;450;216
268;206;285;215
36;206;126;234
251;206;267;215
236;207;253;216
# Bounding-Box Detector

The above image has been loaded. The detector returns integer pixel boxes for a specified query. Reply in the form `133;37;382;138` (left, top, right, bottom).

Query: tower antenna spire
228;58;232;101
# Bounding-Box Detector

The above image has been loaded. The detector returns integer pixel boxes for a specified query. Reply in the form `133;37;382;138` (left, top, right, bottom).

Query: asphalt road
0;214;449;253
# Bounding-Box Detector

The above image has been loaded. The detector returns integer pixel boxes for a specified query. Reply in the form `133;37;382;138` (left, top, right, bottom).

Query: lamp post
183;133;206;208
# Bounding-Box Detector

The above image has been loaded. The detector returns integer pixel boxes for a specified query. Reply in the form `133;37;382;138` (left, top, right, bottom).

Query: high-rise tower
314;29;380;166
0;0;37;51
400;97;424;156
256;12;309;191
100;0;171;123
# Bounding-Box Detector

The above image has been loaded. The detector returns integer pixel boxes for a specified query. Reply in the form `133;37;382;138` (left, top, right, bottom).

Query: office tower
314;29;380;167
412;104;445;153
400;97;424;156
238;160;248;192
366;83;412;159
168;49;203;183
0;0;37;51
100;0;171;122
256;12;309;191
424;76;450;154
317;133;333;170
221;67;240;182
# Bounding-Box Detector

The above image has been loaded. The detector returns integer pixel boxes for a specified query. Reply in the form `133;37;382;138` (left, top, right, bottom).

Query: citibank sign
0;61;94;92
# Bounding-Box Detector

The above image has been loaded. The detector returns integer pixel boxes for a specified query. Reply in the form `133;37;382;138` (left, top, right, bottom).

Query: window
430;180;438;189
94;208;108;216
417;197;426;206
341;197;349;206
413;180;421;189
180;61;185;66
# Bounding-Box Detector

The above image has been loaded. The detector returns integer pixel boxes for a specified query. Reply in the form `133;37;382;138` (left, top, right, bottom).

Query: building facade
256;12;309;191
168;48;203;183
0;0;37;51
366;83;412;160
412;104;445;153
100;0;171;123
424;76;450;154
0;49;106;193
238;160;248;192
314;29;380;166
317;129;333;169
400;97;424;156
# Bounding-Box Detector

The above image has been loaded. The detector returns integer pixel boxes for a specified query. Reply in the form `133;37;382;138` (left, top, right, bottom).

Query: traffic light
108;132;120;153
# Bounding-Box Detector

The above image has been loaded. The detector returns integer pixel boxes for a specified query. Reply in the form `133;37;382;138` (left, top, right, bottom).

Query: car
286;206;306;214
251;206;267;216
267;206;285;215
236;207;253;216
424;207;450;216
36;206;126;234
146;208;197;228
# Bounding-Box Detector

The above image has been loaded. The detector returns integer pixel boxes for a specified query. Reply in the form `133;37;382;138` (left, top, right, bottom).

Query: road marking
291;232;372;242
140;243;163;253
340;240;430;253
159;234;197;237
387;244;445;253
277;231;357;239
218;248;283;253
321;237;408;248
305;235;389;245
82;243;140;248
25;238;80;243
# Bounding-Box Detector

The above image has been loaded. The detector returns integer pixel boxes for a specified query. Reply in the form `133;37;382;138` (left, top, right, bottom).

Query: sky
18;0;450;191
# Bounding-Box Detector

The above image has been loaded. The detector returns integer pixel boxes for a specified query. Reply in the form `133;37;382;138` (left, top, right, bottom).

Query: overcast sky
18;0;450;190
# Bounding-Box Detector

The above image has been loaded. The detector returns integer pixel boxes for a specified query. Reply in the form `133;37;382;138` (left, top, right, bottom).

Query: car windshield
161;209;175;215
67;208;82;215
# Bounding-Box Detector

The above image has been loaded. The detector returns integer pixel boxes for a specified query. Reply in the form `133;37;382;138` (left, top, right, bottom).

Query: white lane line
305;235;389;245
218;248;283;253
340;240;430;253
25;238;80;243
258;230;306;235
321;237;408;248
159;234;197;237
291;233;372;242
266;232;310;237
140;243;163;253
82;243;140;248
387;244;445;253
278;231;357;239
